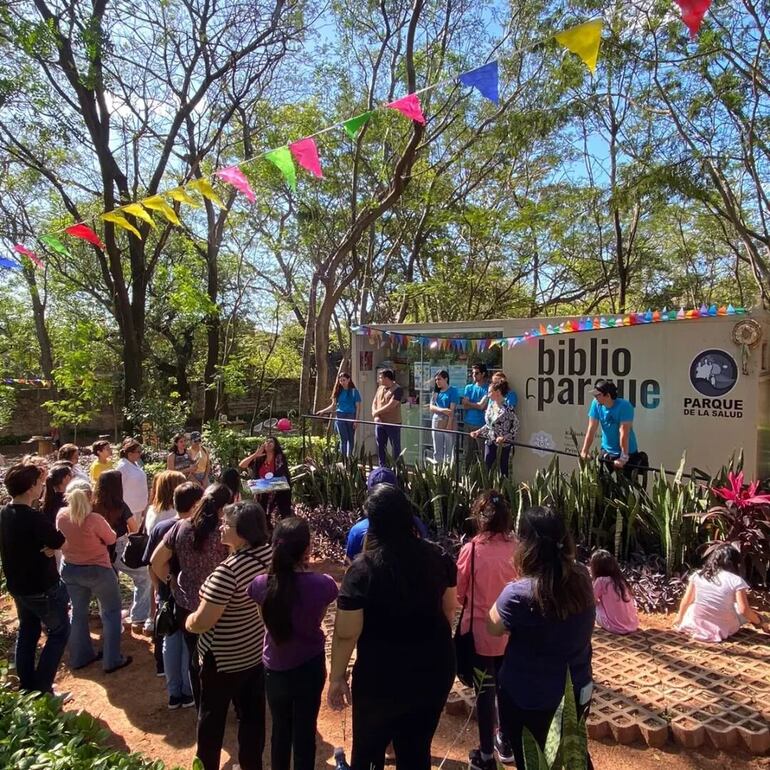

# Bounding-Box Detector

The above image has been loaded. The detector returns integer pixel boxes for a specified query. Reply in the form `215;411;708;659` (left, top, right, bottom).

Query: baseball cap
367;466;398;491
190;431;202;442
591;379;617;398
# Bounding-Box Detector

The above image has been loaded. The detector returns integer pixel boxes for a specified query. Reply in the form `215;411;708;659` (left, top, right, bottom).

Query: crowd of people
1;419;769;770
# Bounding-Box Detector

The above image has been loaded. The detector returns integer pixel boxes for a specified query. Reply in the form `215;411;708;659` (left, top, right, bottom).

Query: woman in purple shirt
248;517;338;770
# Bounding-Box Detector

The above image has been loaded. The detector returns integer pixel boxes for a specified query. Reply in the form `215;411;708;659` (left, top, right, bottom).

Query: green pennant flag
343;111;373;139
39;234;72;257
265;146;296;191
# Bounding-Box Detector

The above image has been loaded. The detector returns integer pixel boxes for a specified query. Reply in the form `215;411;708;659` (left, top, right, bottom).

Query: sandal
72;651;103;670
105;656;133;674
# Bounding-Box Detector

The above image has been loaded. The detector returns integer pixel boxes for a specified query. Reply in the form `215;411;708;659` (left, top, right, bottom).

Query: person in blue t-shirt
580;379;641;475
345;467;429;563
317;371;362;459
461;363;489;466
430;370;460;464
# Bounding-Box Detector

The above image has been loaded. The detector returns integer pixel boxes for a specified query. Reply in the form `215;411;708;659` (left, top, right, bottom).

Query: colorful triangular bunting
289;137;323;178
387;93;426;125
555;20;603;74
458;61;499;104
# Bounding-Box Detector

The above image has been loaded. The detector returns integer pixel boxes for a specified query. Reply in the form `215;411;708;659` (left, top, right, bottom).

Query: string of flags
1;1;714;273
2;19;607;270
3;377;53;387
355;303;746;351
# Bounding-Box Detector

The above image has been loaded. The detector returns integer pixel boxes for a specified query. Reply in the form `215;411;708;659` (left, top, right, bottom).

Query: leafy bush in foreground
0;677;184;770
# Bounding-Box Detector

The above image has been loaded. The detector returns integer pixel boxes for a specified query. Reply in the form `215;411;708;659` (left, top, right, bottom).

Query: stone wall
0;377;301;441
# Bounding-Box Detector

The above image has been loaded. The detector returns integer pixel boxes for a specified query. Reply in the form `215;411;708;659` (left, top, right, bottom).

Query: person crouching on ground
590;549;639;635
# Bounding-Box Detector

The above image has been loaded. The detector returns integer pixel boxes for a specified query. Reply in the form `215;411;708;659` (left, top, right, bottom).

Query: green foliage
123;394;190;448
0;385;16;431
522;671;588;770
0;674;185;769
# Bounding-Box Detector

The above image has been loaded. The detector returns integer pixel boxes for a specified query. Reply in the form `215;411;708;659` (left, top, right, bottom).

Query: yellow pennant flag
188;178;226;210
122;202;156;229
555;19;602;74
168;187;201;208
102;211;142;239
143;195;181;226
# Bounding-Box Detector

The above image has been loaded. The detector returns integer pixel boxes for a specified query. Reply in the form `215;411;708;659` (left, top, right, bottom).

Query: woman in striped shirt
185;501;272;770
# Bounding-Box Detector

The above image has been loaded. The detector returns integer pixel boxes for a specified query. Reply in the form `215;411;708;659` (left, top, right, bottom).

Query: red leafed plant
691;472;770;585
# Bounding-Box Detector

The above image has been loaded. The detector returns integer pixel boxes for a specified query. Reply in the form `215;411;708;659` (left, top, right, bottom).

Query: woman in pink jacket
456;491;518;770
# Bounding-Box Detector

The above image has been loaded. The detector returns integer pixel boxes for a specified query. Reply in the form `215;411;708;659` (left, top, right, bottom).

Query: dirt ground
1;564;769;769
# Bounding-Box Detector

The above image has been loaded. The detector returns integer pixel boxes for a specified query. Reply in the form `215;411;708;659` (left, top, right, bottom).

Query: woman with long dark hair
151;483;231;706
248;517;338;770
674;544;769;641
185;501;272;770
93;467;152;634
167;432;193;476
317;371;362;458
488;507;595;770
239;437;292;520
328;485;457;770
429;370;459;464
42;462;73;525
457;491;519;769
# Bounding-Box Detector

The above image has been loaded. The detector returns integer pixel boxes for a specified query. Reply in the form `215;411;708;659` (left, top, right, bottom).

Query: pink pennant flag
289;137;323;178
675;0;712;38
216;166;256;203
65;223;105;250
387;93;426;125
13;243;43;269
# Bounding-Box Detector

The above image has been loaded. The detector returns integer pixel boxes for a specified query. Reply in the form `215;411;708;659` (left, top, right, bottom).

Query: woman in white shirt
675;544;769;642
115;438;153;634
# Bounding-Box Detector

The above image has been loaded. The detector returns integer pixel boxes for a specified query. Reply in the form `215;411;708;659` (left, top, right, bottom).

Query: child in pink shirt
590;550;639;634
456;491;518;770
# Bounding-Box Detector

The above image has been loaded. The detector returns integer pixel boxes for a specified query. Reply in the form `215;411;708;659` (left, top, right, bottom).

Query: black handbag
155;592;178;637
121;515;149;569
453;542;477;688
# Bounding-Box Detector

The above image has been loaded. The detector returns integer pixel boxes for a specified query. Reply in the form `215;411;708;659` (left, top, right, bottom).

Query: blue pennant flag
0;257;21;270
458;61;499;105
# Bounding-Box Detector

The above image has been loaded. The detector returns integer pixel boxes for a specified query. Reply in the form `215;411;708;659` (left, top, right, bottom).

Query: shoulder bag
122;514;149;570
453;541;477;688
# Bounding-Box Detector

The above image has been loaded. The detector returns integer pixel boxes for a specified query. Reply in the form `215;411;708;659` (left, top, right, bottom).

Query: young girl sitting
590;550;639;634
675;544;769;642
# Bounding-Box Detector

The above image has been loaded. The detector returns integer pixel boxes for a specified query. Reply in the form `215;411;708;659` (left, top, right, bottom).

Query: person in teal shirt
430;370;460;463
461;363;489;466
317;372;361;458
580;379;640;474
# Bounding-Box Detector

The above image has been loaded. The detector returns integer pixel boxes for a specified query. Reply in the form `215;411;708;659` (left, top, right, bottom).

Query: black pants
265;654;326;770
351;665;454;770
484;443;513;477
196;653;265;770
473;654;509;755
599;450;647;480
498;687;593;770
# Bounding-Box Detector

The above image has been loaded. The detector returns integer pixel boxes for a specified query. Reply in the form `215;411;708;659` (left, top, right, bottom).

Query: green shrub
0;675;185;769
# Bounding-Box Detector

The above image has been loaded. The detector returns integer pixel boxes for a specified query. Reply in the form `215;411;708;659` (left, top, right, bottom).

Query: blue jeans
114;535;152;624
163;629;193;699
485;442;513;477
61;563;123;670
12;580;71;693
375;423;401;466
336;412;356;457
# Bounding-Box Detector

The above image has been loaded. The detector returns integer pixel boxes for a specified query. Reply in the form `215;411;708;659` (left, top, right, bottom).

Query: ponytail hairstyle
470;489;512;538
119;438;142;459
191;483;233;550
42;463;73;519
589;549;632;602
262;517;311;645
514;506;593;620
699;543;741;583
65;478;93;526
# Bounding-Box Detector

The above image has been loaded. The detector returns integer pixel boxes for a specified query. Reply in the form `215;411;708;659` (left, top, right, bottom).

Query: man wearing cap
580;380;642;474
188;431;211;487
344;467;429;563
